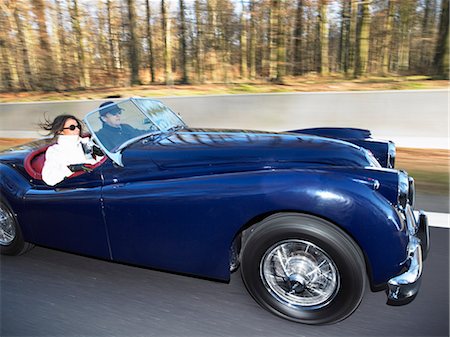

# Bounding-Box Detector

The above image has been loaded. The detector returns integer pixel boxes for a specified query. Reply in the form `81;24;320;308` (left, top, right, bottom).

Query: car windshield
83;98;186;166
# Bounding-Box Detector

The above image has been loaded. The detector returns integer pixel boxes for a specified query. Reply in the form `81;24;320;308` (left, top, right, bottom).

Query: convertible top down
0;98;429;324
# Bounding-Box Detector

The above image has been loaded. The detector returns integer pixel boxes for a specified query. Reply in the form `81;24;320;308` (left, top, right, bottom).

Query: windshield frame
83;98;186;166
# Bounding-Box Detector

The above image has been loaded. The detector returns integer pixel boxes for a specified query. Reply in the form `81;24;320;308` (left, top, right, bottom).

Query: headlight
398;171;409;209
398;170;414;209
387;141;396;168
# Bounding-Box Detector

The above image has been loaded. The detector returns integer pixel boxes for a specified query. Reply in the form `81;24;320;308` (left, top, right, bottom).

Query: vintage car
0;98;429;324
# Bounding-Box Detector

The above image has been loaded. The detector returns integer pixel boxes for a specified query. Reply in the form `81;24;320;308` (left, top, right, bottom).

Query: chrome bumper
387;205;430;305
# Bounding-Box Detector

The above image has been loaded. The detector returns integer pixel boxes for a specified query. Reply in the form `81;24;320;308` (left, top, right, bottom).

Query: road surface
1;226;448;337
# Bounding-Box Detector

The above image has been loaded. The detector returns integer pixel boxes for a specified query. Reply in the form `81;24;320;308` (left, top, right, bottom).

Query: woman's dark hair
40;114;82;137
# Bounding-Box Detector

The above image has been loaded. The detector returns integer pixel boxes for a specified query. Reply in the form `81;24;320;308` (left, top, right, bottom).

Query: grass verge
0;76;448;103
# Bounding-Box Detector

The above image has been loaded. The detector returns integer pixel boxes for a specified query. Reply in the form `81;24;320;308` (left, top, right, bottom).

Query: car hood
122;128;374;170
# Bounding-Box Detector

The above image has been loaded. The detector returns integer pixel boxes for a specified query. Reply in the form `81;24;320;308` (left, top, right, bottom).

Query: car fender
0;163;34;242
235;170;408;286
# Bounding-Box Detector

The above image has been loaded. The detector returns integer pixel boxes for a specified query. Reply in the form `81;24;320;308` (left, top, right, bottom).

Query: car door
21;169;111;260
99;155;269;281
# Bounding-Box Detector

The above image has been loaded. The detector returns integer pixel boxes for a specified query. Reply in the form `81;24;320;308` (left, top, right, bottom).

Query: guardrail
0;90;448;149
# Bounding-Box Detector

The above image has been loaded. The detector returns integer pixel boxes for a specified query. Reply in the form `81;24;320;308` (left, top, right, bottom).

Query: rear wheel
0;201;34;255
240;213;366;324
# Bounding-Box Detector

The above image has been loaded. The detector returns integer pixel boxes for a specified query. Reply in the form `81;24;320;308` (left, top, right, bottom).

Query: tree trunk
0;2;19;90
13;1;33;90
161;0;173;85
127;0;140;85
276;0;286;82
268;0;279;81
420;0;436;70
433;0;449;78
206;0;219;81
293;0;304;75
339;0;351;74
240;0;248;79
347;0;359;76
106;0;120;84
69;0;90;88
354;0;371;77
179;0;189;83
319;0;329;75
249;0;257;79
381;0;395;75
194;0;204;83
31;0;57;90
145;0;155;83
397;1;416;72
217;1;232;83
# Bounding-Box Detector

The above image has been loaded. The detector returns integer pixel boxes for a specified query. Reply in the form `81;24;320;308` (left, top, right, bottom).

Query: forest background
0;0;448;94
0;0;448;199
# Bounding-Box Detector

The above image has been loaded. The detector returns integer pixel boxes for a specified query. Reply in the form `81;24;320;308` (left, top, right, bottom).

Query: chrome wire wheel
260;239;340;309
0;204;16;246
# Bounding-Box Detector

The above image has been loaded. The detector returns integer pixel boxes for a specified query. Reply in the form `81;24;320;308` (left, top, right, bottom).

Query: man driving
96;101;142;151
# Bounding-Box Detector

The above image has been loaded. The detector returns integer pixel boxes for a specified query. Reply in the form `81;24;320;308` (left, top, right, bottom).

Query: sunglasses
63;124;81;131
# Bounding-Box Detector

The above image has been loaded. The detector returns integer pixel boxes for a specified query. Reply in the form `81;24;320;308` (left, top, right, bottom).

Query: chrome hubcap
0;205;16;245
261;240;339;308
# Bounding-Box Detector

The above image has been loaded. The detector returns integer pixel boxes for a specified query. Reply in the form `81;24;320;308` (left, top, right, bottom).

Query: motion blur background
0;0;448;91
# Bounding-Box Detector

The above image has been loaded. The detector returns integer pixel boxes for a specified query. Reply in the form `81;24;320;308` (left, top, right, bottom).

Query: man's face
101;112;121;128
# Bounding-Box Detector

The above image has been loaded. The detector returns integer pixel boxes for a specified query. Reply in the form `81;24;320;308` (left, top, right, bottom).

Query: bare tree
127;0;140;85
145;0;156;83
249;0;257;79
293;0;304;75
318;0;329;75
13;1;33;90
0;1;19;90
268;0;279;81
179;0;189;83
433;0;449;78
381;0;395;74
194;0;205;83
161;0;173;85
69;0;90;88
420;0;436;69
32;0;57;90
240;0;248;79
354;0;371;77
339;0;351;74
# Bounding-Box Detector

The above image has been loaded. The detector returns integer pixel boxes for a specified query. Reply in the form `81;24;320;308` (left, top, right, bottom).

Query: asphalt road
416;192;449;213
1;226;448;337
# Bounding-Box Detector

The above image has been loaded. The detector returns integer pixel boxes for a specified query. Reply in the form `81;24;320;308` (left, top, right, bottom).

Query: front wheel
0;201;34;255
240;213;366;325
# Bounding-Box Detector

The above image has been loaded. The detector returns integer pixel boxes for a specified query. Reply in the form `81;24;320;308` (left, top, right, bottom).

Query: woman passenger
40;115;102;186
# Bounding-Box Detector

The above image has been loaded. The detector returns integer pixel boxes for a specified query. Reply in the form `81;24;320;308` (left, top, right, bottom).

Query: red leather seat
24;145;107;182
24;145;50;180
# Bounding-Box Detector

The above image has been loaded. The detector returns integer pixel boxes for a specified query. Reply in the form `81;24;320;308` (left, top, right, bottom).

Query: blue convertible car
0;98;429;324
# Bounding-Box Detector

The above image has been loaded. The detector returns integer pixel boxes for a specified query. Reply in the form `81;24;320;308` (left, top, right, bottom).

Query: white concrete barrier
425;212;450;229
0;90;448;149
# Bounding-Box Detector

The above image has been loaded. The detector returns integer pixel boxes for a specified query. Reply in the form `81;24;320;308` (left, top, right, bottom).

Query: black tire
0;201;34;256
240;213;366;325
